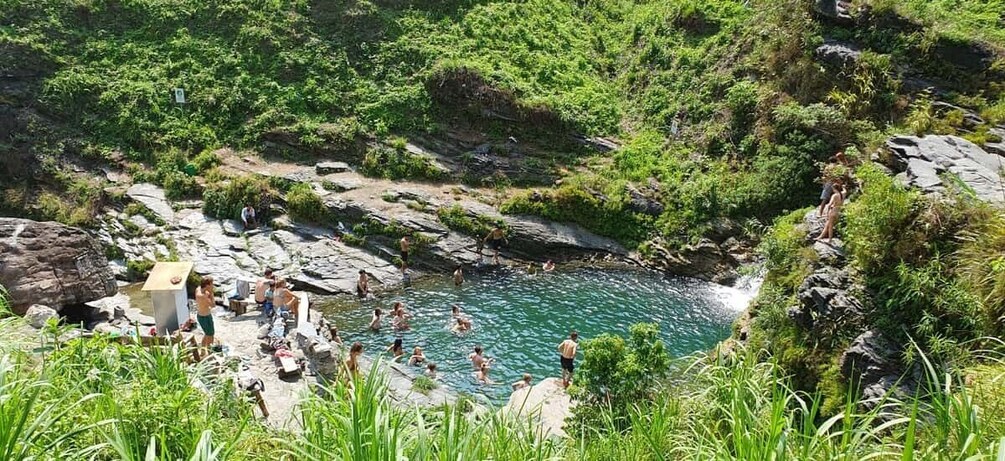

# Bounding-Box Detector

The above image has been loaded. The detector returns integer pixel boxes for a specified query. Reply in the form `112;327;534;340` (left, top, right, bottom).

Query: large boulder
840;330;919;410
885;135;1005;205
0;218;117;314
815;40;862;68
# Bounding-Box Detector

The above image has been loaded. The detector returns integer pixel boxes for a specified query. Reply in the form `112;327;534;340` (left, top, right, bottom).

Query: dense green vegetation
747;160;1005;412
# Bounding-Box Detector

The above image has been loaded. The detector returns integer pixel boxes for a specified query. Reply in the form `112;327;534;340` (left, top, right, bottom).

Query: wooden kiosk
141;261;194;335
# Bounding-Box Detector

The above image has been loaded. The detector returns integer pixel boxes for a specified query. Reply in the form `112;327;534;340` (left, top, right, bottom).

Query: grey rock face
885;135;1005;204
840;330;918;409
126;183;175;224
0;218;117;315
25;304;58;328
315;161;351;175
815;40;862;68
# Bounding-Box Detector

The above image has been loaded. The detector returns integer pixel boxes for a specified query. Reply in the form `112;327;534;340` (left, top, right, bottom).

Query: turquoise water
321;268;749;403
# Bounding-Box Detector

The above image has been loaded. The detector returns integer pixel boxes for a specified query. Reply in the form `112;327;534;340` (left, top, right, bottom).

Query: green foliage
123;203;166;227
575;323;671;424
759;208;815;291
285;183;327;224
411;376;438;395
202;175;273;221
843;163;920;274
435;205;502;237
126;259;155;280
360;145;446;182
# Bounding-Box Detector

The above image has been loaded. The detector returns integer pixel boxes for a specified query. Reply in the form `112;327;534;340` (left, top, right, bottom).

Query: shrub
286;183;328;224
202;175;273;220
411;376;437;395
575;323;671;422
190;150;221;172
436;205;501;237
126;259;155;280
843;163;920;274
360;145;447;181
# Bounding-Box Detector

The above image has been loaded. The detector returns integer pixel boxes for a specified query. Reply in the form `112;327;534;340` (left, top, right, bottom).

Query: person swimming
407;346;426;366
451;317;471;333
369;309;382;331
387;334;405;359
391;302;411;331
453;264;465;286
468;345;492;369
474;362;494;384
511;373;532;391
450;304;472;331
425;362;438;379
543;260;555;272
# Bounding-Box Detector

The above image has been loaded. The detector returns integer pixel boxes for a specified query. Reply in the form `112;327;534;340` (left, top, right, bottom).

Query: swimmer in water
369;308;382;331
475;362;494;384
407;346;427;366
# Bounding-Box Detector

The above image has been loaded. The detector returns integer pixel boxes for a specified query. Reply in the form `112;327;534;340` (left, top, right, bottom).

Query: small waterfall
715;264;766;312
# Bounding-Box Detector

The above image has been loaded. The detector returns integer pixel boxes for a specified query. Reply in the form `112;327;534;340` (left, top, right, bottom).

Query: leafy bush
360;145;446;181
575;323;670;426
843;163;920;274
202;175;273;220
411;376;438;395
286;183;328;224
436;205;502;237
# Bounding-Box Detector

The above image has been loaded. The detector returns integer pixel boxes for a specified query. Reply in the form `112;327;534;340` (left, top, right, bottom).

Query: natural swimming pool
320;267;751;403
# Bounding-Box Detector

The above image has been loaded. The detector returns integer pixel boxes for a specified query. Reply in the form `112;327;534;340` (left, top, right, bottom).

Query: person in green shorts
196;277;216;348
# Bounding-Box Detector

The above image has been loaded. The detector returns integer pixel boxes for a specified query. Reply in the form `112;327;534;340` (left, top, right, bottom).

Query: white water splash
713;265;766;312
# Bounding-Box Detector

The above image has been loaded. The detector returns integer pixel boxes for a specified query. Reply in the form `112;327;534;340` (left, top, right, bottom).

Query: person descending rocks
483;226;508;265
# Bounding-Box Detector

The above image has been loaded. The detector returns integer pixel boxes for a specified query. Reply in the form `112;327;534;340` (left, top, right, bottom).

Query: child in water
369;309;382;331
407;346;427;366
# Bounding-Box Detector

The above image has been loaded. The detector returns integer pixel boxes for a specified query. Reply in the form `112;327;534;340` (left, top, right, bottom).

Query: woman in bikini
816;183;845;243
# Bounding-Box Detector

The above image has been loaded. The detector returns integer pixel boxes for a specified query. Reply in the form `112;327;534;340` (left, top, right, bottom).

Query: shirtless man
511;373;532;391
558;331;579;388
356;270;369;299
475;362;494;384
255;269;275;316
816;183;846;243
343;342;364;386
196;277;216;348
399;236;411;273
483;226;508;265
452;265;465;287
468;345;492;369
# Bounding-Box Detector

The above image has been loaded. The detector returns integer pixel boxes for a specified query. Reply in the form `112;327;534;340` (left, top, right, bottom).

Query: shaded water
320;268;749;403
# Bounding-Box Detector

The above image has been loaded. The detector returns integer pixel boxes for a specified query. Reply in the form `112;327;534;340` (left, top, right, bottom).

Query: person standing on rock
241;204;257;230
356;270;369;299
343;341;364;387
816;182;845;243
558;331;579;388
453;264;465;286
196;277;216;348
483;226;508;265
399;236;411;273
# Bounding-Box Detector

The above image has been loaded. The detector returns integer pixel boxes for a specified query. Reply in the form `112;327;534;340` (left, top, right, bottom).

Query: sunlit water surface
320;268;751;403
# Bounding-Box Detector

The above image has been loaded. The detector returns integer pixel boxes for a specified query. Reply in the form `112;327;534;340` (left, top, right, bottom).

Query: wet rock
25;304;58;329
840;330;919;410
315;161;351;175
126;183;175;224
0;218;117;315
885;135;1005;204
815;40;862;68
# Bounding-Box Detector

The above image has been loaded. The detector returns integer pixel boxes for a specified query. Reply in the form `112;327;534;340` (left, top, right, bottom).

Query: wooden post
253;390;269;418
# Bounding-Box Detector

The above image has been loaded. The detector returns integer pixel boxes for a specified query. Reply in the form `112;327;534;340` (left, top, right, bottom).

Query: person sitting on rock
356;270;369;299
407;346;427;366
816;182;845;243
255;268;276;316
369;308;382;331
273;279;300;319
511;373;532;391
241;204;257;230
